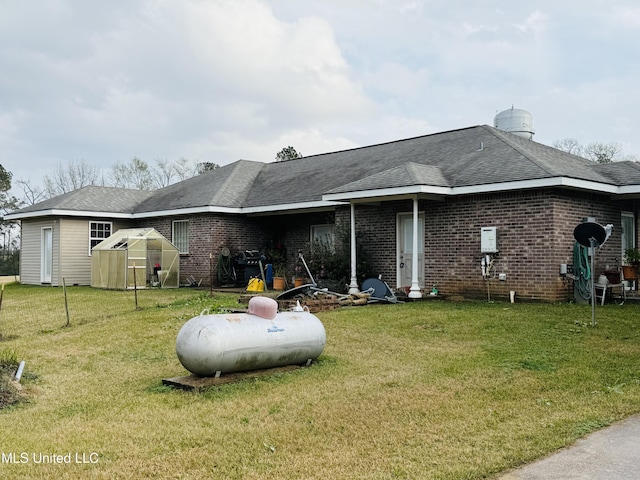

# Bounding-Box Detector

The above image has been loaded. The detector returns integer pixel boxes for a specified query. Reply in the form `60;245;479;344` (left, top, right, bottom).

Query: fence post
133;262;140;310
63;277;70;327
0;284;4;338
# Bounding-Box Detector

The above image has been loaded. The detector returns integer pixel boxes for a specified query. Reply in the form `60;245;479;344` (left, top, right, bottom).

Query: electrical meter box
480;227;498;253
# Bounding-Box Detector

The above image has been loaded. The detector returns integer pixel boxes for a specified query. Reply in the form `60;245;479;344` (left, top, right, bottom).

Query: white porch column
409;196;422;298
348;201;360;294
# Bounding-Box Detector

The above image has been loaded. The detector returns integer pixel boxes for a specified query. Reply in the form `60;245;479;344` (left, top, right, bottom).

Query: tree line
0;147;303;274
16;157;221;206
552;139;638;163
16;145;303;206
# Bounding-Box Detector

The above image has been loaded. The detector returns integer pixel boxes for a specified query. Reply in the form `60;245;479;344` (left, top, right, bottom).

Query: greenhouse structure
91;228;179;290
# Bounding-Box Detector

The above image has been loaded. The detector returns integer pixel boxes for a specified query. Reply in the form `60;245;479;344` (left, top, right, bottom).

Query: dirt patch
0;362;26;410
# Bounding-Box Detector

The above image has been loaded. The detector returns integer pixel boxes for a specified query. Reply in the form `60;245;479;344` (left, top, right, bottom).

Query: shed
91;228;179;289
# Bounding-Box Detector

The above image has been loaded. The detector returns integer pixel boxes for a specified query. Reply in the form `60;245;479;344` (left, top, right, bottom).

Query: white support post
348;202;360;294
409;196;422;298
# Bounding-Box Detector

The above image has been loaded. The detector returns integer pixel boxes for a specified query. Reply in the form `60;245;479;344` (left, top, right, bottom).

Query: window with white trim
622;212;635;259
173;220;189;254
89;221;112;255
311;224;335;252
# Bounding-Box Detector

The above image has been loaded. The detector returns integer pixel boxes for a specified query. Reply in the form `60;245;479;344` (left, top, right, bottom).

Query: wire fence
0;282;214;340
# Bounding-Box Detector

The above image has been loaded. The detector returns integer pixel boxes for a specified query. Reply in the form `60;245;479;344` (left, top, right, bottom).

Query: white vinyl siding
60;219;102;285
19;219;59;285
19;218;132;286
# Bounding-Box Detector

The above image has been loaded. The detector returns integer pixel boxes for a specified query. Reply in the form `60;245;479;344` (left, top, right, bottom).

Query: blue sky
2;0;640;191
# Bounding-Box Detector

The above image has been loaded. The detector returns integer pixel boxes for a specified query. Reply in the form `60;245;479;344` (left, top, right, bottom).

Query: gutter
6;177;637;221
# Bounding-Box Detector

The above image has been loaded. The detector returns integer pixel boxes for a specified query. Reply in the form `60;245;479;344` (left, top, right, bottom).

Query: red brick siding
256;212;336;281
136;191;637;300
335;189;637;302
139;214;268;286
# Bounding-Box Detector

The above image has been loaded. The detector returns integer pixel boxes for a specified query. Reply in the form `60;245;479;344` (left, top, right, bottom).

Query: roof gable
133;160;265;213
327;162;449;194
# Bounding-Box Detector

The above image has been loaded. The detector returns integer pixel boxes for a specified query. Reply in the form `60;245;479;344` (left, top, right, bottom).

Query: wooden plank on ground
162;364;305;390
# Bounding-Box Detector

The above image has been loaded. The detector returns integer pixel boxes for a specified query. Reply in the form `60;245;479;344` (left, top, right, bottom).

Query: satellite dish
572;221;614;327
573;222;606;248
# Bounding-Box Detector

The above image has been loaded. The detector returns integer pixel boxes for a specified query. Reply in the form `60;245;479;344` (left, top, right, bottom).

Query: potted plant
622;247;640;281
265;245;287;290
272;263;286;290
294;263;305;287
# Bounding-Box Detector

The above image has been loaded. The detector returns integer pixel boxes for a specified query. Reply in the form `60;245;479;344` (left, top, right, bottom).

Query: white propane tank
175;296;326;376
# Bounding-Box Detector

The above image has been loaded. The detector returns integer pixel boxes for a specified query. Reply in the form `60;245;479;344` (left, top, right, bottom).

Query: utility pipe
13;360;25;382
348;202;359;294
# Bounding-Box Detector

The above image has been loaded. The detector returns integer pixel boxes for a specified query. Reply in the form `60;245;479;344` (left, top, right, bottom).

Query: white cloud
514;10;547;36
610;6;640;29
2;0;640;194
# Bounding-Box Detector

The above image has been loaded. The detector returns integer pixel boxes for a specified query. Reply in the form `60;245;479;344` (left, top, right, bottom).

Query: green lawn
1;284;639;479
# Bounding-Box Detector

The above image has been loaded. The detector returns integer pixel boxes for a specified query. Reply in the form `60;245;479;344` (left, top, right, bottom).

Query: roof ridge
214;160;265;204
481;126;556;174
294;125;486;161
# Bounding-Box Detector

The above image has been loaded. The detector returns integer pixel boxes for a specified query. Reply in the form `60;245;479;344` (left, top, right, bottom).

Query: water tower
493;107;535;139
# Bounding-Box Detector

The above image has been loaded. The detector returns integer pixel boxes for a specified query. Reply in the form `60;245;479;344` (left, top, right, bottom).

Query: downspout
348;201;360;294
409;196;422;298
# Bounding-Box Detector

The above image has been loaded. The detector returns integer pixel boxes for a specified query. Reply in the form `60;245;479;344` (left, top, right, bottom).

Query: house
7;124;640;302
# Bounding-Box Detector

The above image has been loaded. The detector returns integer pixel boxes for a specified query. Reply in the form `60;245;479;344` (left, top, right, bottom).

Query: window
621;212;636;258
89;221;112;254
173;220;189;254
311;224;335;252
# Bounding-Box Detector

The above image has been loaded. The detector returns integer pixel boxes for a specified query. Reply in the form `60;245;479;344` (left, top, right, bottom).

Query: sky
2;0;640;195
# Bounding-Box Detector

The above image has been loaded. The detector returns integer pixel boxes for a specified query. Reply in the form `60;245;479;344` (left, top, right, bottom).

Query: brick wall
140;214;268;286
136;190;637;300
334;190;637;302
256;211;336;281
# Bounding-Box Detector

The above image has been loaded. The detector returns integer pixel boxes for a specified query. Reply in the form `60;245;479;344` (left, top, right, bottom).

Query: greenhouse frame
91;228;179;290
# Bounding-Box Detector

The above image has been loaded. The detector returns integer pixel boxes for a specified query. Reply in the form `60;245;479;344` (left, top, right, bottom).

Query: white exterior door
397;212;424;288
41;227;53;283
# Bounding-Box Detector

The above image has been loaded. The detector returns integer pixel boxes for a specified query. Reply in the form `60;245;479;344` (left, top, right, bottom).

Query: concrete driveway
497;413;640;479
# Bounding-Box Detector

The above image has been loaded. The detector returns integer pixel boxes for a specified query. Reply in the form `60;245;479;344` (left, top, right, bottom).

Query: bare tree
553;139;638;164
15;179;47;206
173;157;199;181
552;138;583;156
584;142;624;164
151;159;177;188
44;159;100;197
150;158;205;188
109;157;154;190
21;156;210;203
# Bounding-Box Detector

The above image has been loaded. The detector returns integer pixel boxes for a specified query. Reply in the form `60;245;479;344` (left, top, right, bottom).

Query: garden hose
573;241;591;299
216;251;235;286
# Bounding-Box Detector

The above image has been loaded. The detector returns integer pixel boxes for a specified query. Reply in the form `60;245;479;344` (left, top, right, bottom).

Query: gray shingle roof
8;125;639;219
590;161;640;185
10;186;154;215
243;125;626;205
327;162;449;194
133;160;264;213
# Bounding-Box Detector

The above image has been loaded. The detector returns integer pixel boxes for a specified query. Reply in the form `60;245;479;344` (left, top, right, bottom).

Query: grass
1;284;640;479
